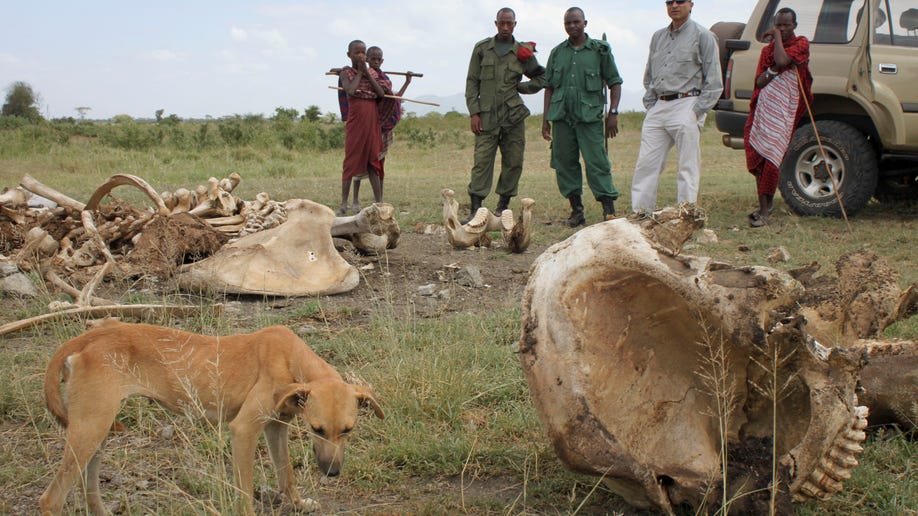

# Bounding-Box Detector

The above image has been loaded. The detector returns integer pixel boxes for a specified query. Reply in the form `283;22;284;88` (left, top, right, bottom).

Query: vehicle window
873;0;918;47
758;0;866;44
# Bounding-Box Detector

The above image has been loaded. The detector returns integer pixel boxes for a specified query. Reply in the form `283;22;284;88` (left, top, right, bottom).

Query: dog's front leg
228;417;261;516
264;420;309;509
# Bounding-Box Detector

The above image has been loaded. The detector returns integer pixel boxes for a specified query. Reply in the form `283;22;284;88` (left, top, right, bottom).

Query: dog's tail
44;334;92;428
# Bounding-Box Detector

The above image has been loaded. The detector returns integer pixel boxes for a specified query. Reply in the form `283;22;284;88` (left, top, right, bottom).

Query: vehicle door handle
877;63;897;74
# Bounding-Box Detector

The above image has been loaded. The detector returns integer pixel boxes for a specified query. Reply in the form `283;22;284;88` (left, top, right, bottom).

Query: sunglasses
665;0;688;4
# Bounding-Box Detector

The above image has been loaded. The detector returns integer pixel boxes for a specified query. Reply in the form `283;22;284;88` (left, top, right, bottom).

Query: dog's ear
352;385;385;419
274;383;310;415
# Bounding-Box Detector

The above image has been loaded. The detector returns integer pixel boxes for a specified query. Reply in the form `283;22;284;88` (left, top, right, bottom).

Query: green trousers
468;121;526;199
550;120;618;201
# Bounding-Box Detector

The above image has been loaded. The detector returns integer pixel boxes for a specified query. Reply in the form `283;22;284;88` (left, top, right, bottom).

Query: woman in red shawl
339;40;386;216
743;8;813;227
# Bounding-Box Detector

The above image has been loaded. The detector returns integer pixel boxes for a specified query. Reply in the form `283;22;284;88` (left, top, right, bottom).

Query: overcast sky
1;1;751;120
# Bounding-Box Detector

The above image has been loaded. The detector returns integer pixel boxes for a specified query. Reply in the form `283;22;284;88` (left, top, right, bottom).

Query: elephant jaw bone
756;315;869;503
440;189;533;252
519;213;867;513
441;189;491;248
504;197;534;253
176;199;358;296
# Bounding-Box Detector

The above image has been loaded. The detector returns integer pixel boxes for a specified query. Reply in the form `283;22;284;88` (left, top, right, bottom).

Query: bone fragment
0;187;31;208
45;270;114;306
0;303;223;337
20;175;85;212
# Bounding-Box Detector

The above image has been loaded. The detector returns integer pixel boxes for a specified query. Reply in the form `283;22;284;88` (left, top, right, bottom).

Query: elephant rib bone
85;174;170;216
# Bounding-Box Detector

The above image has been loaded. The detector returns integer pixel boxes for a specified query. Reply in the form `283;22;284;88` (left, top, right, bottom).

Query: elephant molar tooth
499;209;515;232
808;468;844;494
828;446;860;468
818;457;853;481
835;440;864;454
843;429;867;442
465;208;490;234
798;480;830;500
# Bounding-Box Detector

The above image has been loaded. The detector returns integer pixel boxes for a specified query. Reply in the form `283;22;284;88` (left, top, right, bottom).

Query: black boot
563;195;586;227
600;198;616;221
462;194;483;224
495;194;512;214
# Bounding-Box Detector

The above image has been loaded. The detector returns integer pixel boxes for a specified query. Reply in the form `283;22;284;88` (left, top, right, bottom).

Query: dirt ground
315;228;546;325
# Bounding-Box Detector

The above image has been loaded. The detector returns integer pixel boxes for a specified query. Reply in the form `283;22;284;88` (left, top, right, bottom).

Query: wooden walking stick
794;66;851;231
327;68;424;78
327;86;440;107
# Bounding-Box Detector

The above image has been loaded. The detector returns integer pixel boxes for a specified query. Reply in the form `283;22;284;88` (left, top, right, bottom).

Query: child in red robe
338;40;386;215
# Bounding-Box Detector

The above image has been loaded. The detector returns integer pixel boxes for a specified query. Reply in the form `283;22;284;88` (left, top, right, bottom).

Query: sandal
748;211;769;227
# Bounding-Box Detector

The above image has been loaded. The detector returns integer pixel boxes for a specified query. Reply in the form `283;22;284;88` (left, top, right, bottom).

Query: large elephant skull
519;209;869;513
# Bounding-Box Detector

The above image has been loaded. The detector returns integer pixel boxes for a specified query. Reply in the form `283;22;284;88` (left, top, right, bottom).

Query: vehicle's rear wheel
779;120;878;217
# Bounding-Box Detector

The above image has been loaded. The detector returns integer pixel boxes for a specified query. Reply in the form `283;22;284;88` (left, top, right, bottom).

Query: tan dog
39;319;383;515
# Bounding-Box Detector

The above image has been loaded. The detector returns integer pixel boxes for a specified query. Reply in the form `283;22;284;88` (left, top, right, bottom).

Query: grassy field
0;113;915;514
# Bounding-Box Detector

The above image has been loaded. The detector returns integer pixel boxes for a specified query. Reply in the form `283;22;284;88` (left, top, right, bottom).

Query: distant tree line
0;81;350;153
1;81;474;154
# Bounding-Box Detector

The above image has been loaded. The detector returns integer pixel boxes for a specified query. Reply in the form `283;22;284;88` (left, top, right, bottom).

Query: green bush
100;122;159;150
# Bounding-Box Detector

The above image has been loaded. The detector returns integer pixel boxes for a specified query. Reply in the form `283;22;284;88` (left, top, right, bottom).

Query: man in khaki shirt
631;0;722;213
465;7;545;221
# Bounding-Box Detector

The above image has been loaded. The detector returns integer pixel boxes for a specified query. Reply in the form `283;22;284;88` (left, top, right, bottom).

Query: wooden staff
327;68;423;78
794;66;851;231
327;86;440;106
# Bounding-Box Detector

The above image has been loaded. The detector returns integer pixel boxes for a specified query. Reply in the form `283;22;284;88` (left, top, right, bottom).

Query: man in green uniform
542;7;623;226
465;7;545;221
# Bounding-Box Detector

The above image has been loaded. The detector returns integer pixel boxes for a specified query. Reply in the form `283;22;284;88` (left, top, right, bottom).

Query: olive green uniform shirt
545;35;622;124
465;37;546;131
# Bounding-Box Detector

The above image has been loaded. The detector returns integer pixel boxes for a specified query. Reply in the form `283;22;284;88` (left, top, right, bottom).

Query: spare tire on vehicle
710;22;746;85
779;120;878;217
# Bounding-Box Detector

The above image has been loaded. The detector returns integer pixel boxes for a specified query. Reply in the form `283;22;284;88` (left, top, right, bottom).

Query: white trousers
631;97;705;213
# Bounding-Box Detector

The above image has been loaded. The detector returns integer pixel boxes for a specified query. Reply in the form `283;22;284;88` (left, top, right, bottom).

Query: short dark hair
496;7;515;20
566;6;585;18
368;46;382;54
776;7;797;24
347;40;364;53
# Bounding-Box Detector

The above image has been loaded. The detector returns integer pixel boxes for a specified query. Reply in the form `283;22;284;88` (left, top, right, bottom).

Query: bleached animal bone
441;189;533;252
177;199;359;296
441;189;492;248
187;176;237;217
331;203;401;254
330;203;398;238
0;186;30;208
85;174;170;216
504;197;534;254
20;174;85;213
519;212;869;513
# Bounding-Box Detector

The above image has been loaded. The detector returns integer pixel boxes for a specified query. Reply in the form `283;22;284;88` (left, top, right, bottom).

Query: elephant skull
519;209;869;513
